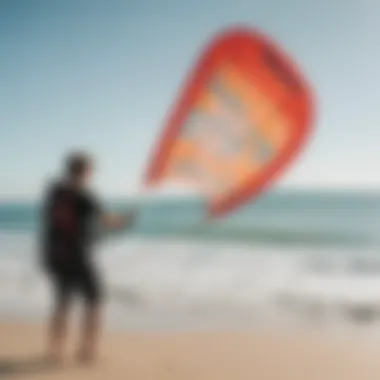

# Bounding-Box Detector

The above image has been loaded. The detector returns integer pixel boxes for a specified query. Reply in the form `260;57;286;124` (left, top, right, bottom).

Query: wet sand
0;320;379;380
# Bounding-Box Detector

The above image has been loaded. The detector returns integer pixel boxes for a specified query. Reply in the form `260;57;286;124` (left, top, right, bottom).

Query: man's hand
102;209;137;231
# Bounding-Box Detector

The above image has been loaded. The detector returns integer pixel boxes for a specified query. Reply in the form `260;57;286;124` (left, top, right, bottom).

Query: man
41;151;134;363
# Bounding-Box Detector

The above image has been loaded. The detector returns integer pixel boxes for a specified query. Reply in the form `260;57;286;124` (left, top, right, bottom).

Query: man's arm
101;209;137;231
86;192;137;232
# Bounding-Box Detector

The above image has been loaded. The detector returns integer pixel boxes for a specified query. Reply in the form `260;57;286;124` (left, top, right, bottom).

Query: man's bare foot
45;351;64;366
75;349;96;365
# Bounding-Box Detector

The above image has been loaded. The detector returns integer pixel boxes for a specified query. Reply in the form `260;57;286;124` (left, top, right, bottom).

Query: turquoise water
0;190;379;247
1;190;380;328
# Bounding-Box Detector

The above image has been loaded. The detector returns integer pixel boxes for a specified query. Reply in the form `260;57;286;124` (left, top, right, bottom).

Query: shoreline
1;320;380;380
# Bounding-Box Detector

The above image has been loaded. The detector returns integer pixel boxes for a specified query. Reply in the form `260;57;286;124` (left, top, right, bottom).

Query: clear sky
1;0;379;199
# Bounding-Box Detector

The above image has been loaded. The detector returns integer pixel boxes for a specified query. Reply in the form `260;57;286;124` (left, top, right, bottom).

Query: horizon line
0;185;379;203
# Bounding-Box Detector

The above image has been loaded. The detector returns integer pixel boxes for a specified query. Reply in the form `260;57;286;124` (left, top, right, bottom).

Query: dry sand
0;320;379;380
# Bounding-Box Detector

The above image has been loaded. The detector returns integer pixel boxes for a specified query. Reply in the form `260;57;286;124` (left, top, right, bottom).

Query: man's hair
65;151;92;179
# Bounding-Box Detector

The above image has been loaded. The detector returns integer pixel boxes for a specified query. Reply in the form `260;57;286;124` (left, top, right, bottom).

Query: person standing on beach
40;151;135;363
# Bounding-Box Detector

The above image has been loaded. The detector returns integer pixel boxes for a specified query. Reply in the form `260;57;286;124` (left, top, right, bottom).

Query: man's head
65;151;93;186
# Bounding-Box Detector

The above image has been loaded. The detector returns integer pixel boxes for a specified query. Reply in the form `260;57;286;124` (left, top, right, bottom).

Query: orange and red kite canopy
144;27;314;217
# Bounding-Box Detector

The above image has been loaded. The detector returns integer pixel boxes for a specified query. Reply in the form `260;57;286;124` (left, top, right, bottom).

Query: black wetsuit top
41;182;101;272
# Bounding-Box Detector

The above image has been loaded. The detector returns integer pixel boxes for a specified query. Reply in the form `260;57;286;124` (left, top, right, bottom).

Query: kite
144;26;314;217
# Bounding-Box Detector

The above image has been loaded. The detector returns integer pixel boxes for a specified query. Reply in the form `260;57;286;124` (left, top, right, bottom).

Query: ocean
0;190;380;330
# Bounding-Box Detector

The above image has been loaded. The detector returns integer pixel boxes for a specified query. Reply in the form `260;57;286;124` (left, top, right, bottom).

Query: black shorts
49;263;103;307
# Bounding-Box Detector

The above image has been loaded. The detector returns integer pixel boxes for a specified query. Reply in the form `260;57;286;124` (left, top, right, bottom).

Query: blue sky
1;0;379;199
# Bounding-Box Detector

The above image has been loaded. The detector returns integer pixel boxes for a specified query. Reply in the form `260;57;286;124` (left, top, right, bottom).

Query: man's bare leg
48;300;69;363
77;304;100;363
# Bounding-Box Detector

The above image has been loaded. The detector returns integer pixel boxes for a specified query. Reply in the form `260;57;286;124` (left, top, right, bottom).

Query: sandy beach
1;320;379;380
